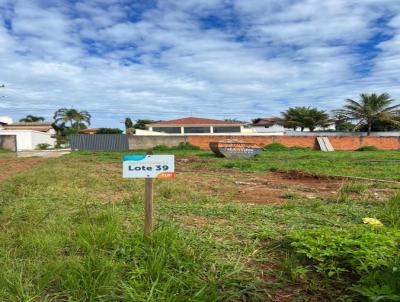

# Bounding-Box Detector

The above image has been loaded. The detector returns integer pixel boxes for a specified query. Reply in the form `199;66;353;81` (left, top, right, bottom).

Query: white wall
252;124;286;133
0;130;55;150
31;131;56;149
252;124;335;133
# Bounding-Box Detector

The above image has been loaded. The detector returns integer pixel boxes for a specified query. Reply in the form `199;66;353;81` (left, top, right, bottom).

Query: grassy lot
0;149;399;301
209;148;400;181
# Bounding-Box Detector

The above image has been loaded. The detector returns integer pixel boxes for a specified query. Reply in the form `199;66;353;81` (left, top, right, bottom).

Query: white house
251;117;335;133
145;117;245;134
0;121;56;150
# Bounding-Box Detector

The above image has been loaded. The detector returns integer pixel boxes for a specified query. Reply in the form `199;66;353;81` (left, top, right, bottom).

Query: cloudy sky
0;0;400;127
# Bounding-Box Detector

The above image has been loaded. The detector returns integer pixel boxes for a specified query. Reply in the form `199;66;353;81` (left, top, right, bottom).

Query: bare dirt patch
179;170;342;204
173;214;227;228
176;156;399;204
0;155;44;182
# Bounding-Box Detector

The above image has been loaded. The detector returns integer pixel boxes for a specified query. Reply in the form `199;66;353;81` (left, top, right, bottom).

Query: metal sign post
123;154;175;238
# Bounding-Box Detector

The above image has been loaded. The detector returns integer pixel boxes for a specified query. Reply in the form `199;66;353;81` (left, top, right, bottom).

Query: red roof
149;117;243;126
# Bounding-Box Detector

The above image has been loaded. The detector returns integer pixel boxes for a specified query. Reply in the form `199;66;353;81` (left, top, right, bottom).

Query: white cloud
0;0;400;126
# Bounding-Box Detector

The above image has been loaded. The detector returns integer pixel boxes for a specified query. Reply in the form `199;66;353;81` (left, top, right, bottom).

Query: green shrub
152;144;170;151
264;143;288;151
176;142;200;150
357;146;379;151
153;142;200;151
351;265;400;301
290;226;400;277
290;226;400;300
36;143;51;150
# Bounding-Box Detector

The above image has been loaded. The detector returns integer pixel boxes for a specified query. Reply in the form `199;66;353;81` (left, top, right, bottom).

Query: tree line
17;93;400;138
269;93;400;135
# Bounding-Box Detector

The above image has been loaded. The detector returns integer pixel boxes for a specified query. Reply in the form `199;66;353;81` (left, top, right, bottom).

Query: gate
70;134;129;151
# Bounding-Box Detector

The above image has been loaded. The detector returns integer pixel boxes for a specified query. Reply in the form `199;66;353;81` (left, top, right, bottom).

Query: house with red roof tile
145;117;245;134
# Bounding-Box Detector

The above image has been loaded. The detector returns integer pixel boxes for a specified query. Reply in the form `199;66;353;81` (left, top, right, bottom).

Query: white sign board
123;154;175;179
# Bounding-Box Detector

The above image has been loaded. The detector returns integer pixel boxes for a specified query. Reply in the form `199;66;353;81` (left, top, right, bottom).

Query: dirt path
0;156;44;182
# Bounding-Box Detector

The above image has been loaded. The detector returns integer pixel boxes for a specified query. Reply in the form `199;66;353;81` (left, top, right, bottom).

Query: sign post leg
144;178;154;238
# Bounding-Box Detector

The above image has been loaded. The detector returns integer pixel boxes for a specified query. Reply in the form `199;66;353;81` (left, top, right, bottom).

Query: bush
357;146;379;151
264;143;288;151
96;128;123;134
291;226;400;276
36;143;51;150
153;142;200;151
152;145;170;151
351;265;400;301
176;142;201;150
290;226;400;299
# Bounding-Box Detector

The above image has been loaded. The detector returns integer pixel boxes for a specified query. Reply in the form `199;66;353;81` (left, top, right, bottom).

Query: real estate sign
123;154;175;179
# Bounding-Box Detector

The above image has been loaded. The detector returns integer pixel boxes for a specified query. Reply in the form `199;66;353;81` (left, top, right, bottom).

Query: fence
69;134;400;151
70;134;129;151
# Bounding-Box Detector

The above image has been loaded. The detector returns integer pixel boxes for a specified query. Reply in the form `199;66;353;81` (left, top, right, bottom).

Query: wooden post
144;176;154;238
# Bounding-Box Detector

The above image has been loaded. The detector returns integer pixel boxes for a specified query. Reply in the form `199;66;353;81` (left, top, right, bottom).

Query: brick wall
187;135;400;150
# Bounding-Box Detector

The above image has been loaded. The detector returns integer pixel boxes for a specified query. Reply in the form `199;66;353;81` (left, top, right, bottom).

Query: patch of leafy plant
351;265;400;302
290;226;400;300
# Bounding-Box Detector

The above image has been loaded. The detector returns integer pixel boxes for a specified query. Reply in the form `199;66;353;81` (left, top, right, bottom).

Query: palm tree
19;115;45;122
53;108;91;132
281;107;308;131
334;93;400;135
281;107;330;131
303;108;331;132
333;114;356;132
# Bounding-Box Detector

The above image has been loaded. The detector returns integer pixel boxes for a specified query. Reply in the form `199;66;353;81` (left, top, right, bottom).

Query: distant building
2;122;56;135
80;128;100;135
251;117;335;133
0;122;56;150
146;117;245;134
251;117;287;133
0;116;13;126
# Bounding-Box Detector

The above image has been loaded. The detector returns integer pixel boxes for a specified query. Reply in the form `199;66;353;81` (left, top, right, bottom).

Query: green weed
380;194;400;228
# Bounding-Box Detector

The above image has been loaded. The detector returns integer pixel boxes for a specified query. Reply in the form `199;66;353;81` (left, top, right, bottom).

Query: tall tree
124;117;133;130
333;114;356;132
134;119;158;130
334;93;400;135
281;107;330;131
19;115;45;122
53;108;91;133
